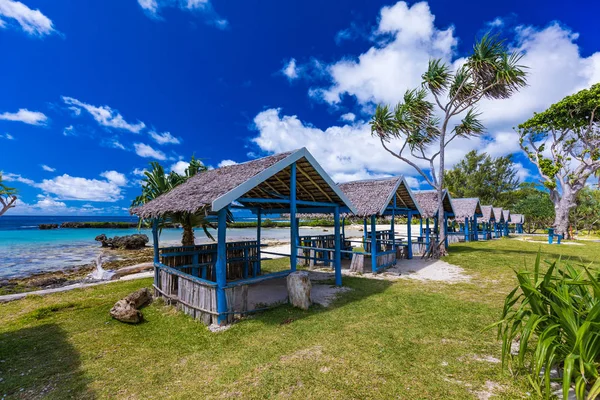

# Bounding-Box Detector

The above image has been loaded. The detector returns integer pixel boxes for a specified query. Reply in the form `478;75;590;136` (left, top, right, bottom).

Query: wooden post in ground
334;206;342;286
370;215;377;273
216;208;228;325
290;162;298;271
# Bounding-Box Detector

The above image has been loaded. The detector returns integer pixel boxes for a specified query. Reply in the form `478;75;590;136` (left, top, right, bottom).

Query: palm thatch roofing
510;214;524;224
480;205;496;222
337;176;421;218
412;190;454;219
132;148;356;218
502;209;511;222
493;207;504;222
450;198;483;220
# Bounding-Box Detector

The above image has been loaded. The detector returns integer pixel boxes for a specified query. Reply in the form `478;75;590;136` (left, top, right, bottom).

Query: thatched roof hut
450;198;483;220
502;209;511;222
338;176;421;218
510;214;524;224
412;190;454;219
132;148;356;218
493;207;504;222
480;205;496;222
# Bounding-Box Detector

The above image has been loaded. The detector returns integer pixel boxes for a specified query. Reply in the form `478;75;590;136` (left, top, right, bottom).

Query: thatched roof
132;148;356;218
451;198;483;220
502;209;511;222
412;190;454;219
480;205;496;222
493;207;504;222
338;176;421;217
510;214;524;224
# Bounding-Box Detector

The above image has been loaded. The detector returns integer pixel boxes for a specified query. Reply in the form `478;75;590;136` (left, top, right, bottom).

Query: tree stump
286;271;311;310
349;253;364;273
110;288;152;324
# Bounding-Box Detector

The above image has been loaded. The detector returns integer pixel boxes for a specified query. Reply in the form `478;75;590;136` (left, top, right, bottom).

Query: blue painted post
371;215;377;273
216;208;228;325
548;228;554;244
255;208;261;277
152;218;159;288
419;217;423;237
391;194;396;251
407;211;413;259
425;218;430;249
464;217;470;242
504;221;509;237
334;206;342;286
473;215;478;241
443;214;448;249
290;162;298;271
363;217;368;248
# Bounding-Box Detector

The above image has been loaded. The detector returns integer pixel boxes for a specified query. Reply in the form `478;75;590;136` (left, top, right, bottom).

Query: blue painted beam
237;197;338;208
290;163;298;271
334;206;342;286
216;208;228;325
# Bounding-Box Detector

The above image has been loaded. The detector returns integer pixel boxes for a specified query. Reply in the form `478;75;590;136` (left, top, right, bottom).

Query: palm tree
131;157;216;246
0;172;18;217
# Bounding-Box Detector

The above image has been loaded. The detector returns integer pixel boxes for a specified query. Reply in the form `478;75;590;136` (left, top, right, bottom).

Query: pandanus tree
370;34;527;257
0;172;17;217
131;156;216;246
518;84;600;238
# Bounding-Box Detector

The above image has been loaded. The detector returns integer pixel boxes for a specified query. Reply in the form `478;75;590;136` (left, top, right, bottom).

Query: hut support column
473;215;478;241
363;218;367;248
391;194;396;251
370;215;377;273
407;211;413;259
152;218;159;288
255;208;261;277
464;217;470;242
216;208;228;325
443;214;448;249
425;218;430;249
334;206;342;286
419;218;423;237
290;162;298;271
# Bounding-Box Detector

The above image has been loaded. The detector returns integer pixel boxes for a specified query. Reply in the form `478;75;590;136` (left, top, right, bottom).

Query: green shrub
495;253;600;399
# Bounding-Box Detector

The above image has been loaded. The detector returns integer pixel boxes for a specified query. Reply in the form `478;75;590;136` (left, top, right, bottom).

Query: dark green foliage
444;150;519;205
571;188;600;235
496;254;600;399
512;183;555;233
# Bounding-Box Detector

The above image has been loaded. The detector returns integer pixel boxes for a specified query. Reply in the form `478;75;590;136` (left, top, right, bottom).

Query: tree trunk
0;195;17;217
181;224;195;246
553;192;577;239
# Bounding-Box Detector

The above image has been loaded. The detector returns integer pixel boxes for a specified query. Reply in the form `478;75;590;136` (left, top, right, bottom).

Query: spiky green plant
496;253;600;399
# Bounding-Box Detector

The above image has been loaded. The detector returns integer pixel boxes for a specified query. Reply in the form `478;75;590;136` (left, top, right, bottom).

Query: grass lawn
1;238;599;399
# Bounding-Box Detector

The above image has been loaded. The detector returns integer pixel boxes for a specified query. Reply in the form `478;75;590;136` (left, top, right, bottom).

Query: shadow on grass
0;323;94;399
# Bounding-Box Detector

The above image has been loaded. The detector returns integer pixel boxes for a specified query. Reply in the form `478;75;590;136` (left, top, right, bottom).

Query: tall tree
131;156;215;246
0;172;17;217
518;84;600;238
371;34;526;257
444;150;519;206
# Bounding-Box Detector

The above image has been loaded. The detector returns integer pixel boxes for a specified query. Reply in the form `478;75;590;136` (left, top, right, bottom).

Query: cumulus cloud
0;0;56;36
282;58;299;81
62;97;146;133
0;108;47;125
41;164;55;172
149;130;180;145
2;172;35;186
100;170;128;186
340;113;356;122
170;161;189;175
138;0;228;28
134;142;166;160
217;159;238;168
37;174;124;201
0;133;14;140
62;125;75;136
132;168;147;177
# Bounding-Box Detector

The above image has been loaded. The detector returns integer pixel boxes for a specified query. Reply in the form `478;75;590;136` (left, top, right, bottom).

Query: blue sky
1;0;599;215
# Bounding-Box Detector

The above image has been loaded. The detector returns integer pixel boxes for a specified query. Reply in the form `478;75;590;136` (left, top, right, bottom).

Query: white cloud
149;130;180;145
340;112;356;122
134;142;166;160
62;96;146;133
170;161;189;175
138;0;227;28
109;139;125;150
132;168;147;177
314;1;457;106
218;159;238;168
0;133;14;140
0;108;47;125
100;170;128;186
0;0;55;36
41;164;55;172
282;58;299;81
3;172;34;185
63;125;75;136
37;174;124;202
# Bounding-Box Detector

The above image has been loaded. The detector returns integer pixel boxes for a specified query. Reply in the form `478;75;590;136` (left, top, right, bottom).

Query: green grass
1;238;599;399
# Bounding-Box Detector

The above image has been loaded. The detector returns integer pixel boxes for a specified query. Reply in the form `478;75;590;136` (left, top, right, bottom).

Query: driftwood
110;288;152;324
286;271;311;310
110;262;154;280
